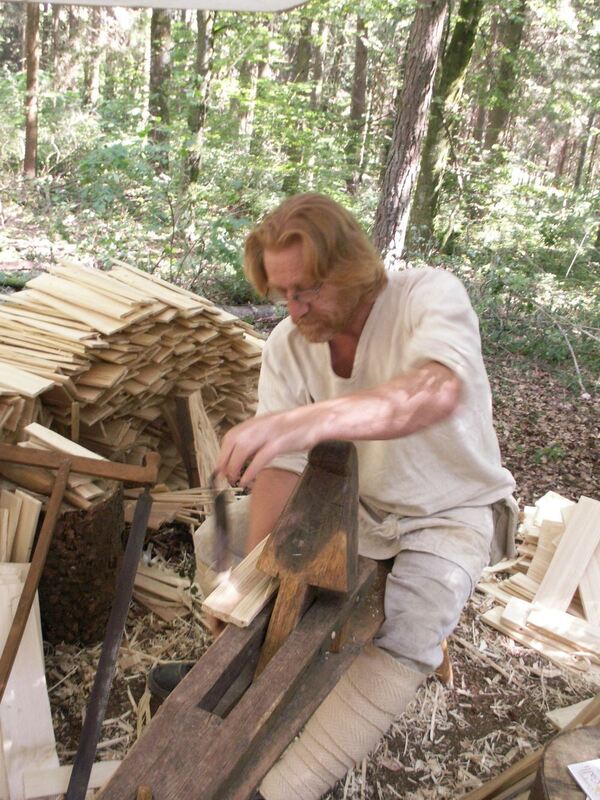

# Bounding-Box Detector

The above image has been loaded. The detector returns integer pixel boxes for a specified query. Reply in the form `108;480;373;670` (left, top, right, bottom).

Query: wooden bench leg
435;638;453;686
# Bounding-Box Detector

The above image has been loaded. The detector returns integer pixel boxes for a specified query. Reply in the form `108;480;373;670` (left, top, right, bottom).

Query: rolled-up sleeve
402;270;483;383
255;323;311;475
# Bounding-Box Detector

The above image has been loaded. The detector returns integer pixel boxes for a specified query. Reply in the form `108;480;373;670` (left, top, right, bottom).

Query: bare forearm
298;362;461;443
217;362;461;486
247;467;299;552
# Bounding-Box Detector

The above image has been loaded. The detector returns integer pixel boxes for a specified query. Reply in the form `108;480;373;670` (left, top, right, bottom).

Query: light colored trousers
193;495;496;674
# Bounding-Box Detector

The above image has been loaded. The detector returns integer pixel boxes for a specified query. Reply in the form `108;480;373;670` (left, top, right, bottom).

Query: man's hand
215;361;461;487
216;406;321;486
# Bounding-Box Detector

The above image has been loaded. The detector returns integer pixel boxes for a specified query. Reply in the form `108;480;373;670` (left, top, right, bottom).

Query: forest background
0;0;598;396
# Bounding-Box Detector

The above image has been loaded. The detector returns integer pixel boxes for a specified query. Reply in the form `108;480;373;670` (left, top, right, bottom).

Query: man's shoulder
387;265;465;293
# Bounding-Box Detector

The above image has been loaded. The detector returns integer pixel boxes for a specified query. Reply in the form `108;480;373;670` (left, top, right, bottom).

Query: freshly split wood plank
3;292;97;329
27;273;138;320
534;491;575;533
482;605;597;676
579;542;600;626
546;698;594;730
23;288;131;337
0;489;23;560
133;573;188;604
11;491;42;563
24;423;105;461
52;262;152;306
76;362;128;390
0;363;55;397
534;496;600;612
0;306;102;343
23;758;121;798
527;604;600;658
0;509;9;561
202;538;278;627
110;262;202;312
0;565;60;800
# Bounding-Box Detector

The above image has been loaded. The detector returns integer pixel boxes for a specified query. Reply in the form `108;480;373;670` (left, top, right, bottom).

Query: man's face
263;241;360;343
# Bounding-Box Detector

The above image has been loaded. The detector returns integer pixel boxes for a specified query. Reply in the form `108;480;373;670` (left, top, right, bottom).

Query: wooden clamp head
258;440;358;594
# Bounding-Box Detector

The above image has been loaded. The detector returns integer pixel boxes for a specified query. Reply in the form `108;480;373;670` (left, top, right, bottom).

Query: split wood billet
534;496;600;612
173;395;201;488
97;558;379;800
0;459;71;702
0;443;159;484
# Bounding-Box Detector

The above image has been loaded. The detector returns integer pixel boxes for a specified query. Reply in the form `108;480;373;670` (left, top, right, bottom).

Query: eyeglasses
266;283;323;306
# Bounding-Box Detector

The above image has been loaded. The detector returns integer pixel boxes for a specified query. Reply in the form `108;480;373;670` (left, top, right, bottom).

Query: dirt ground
42;346;599;799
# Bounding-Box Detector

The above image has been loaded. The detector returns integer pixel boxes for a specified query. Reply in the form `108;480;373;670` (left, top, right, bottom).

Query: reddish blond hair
244;193;386;299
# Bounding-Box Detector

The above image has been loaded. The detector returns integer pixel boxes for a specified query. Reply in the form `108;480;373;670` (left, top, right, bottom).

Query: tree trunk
409;0;484;244
282;16;313;195
23;2;40;179
585;132;598;188
50;4;61;90
372;0;449;266
554;135;571;183
345;17;368;195
574;110;596;191
310;19;327;111
149;9;172;170
471;13;499;144
319;24;346;112
187;10;215;183
83;7;103;107
249;21;275;158
484;0;527;150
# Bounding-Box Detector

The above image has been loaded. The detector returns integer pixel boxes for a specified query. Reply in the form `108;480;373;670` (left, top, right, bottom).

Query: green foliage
0;0;598;396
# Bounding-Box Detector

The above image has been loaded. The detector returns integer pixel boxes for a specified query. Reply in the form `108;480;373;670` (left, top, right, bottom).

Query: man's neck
328;296;376;378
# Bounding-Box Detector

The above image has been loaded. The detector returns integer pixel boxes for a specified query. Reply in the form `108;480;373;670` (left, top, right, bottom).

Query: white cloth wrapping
259;644;424;800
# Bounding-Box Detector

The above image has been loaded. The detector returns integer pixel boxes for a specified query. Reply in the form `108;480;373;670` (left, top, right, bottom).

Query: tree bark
345;17;368;195
484;0;527;150
585;131;598;188
574;110;596;191
83;7;103;107
372;0;449;265
554;135;571;183
23;2;40;179
149;9;172;169
310;19;327;111
409;0;484;245
187;10;215;182
282;16;313;195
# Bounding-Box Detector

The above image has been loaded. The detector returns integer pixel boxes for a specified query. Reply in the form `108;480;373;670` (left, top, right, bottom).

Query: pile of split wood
478;491;600;678
0;258;263;487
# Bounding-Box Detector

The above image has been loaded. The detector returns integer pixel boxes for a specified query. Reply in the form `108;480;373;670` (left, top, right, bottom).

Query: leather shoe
147;661;195;699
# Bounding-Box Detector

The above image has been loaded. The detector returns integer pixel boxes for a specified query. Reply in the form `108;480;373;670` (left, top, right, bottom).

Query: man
154;193;516;799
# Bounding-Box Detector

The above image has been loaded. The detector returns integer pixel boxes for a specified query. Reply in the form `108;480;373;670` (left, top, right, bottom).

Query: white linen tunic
256;266;515;566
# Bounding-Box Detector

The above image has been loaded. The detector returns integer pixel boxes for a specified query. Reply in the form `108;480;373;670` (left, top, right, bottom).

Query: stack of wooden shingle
0;258;264;487
478;492;600;678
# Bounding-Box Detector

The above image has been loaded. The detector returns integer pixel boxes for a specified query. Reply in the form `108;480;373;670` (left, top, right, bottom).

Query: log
38;485;124;644
529;725;600;800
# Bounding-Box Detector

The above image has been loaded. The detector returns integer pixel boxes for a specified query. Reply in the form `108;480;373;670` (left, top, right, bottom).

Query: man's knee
374;550;472;674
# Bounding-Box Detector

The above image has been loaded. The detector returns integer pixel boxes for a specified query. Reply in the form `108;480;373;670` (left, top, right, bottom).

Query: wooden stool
530;725;600;799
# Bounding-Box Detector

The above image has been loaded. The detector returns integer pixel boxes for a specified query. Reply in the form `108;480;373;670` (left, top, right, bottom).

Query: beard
295;292;362;343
